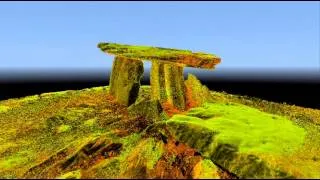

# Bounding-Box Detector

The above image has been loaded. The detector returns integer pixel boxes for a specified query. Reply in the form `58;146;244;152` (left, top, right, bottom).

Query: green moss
19;95;39;103
138;138;164;169
185;73;213;107
196;159;220;179
97;42;221;69
91;158;121;178
171;102;306;155
88;134;163;178
117;137;164;178
57;125;72;133
97;42;219;60
90;86;107;92
157;102;308;178
0;150;32;170
128;100;163;123
118;133;142;161
57;169;81;179
46;107;95;130
40;90;70;98
0;105;9;113
84;133;142;178
83;118;97;127
0;85;318;179
109;56;144;106
150;61;168;103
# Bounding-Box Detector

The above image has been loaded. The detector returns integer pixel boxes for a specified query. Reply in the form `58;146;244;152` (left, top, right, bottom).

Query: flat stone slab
98;42;221;69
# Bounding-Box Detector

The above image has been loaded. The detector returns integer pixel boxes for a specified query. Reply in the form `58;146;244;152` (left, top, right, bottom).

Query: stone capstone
98;42;221;69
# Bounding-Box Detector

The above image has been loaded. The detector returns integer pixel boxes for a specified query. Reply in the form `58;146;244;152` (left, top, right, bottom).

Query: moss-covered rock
192;159;220;179
150;61;167;103
98;42;221;69
120;138;164;178
128;99;165;123
109;56;144;106
150;102;308;178
185;73;213;108
150;61;186;110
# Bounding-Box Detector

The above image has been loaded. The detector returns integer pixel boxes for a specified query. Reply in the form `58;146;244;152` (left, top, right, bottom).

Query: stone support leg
150;61;186;110
109;56;144;106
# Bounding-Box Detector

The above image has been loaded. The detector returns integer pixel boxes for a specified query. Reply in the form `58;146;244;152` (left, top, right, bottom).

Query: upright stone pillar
150;61;167;102
109;56;144;106
150;61;186;110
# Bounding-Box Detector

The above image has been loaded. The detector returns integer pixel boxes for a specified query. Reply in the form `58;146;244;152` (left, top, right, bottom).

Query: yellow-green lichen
57;169;81;179
97;42;221;69
0;105;9;113
57;125;72;133
84;118;97;127
160;102;308;178
194;159;220;179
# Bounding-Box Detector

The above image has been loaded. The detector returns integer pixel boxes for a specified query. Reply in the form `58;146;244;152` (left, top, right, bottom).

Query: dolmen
97;42;221;111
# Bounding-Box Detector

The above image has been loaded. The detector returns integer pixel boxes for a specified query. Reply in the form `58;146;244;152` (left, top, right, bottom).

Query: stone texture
147;118;295;179
150;61;167;102
98;42;221;69
185;73;213;108
128;99;165;123
109;56;144;106
150;61;186;111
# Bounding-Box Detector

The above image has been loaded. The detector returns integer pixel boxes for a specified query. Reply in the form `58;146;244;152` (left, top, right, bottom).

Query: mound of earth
0;86;319;179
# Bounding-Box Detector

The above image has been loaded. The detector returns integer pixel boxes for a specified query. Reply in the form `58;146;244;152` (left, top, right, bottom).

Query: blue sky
0;2;319;71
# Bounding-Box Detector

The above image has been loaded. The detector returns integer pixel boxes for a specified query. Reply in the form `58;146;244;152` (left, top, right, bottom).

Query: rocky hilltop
0;43;319;179
0;85;319;179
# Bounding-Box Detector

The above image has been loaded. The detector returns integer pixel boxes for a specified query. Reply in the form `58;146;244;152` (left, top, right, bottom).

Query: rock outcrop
128;99;165;123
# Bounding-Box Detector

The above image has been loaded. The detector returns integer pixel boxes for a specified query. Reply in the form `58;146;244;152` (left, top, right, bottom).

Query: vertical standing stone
109;56;144;106
150;61;167;102
163;63;186;110
150;61;186;110
185;73;213;108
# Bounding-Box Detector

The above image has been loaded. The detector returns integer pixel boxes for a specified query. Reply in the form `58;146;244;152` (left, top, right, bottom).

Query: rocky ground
0;86;319;179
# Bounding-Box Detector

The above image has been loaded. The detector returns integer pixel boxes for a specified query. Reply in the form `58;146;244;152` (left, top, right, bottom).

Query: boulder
128;99;166;123
185;73;213;108
148;102;307;178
